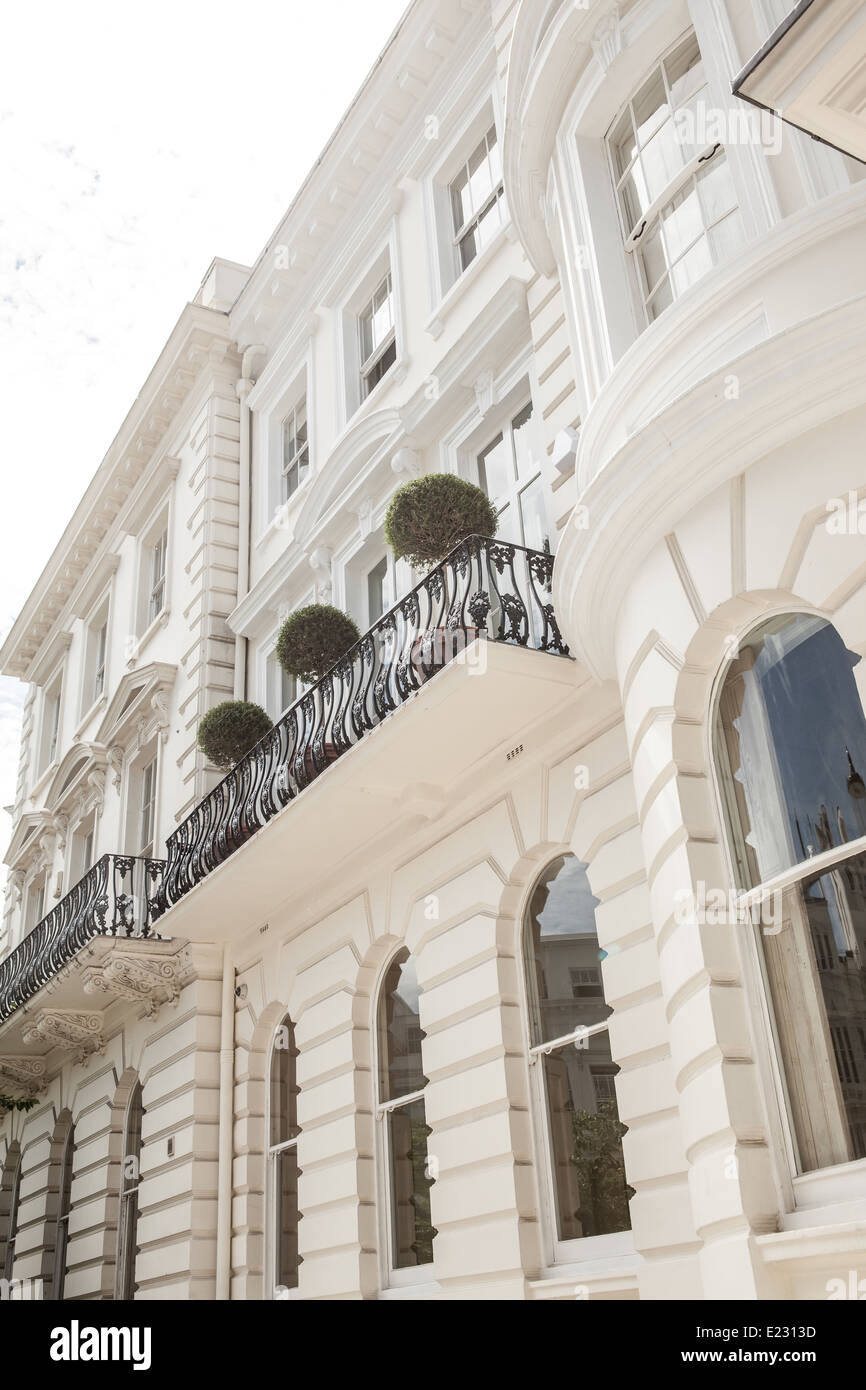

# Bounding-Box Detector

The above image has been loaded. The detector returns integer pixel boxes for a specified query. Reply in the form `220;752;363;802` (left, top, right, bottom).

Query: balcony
0;855;165;1033
153;536;573;934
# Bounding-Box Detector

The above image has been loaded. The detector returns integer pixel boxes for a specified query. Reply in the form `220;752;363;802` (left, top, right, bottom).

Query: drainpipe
233;345;267;700
215;941;235;1300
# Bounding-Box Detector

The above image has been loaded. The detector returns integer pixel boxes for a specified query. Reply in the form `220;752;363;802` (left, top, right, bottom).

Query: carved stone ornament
82;952;182;1019
591;6;623;74
0;1056;46;1092
107;746;124;792
21;1009;105;1065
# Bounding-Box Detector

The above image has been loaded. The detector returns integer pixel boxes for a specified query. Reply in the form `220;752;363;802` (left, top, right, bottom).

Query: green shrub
197;701;273;771
276;604;361;683
384;473;498;570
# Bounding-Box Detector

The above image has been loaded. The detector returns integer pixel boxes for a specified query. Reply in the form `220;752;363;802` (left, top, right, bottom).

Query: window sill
529;1235;639;1299
426;219;515;341
783;1154;866;1228
255;479;312;551
378;1279;441;1300
127;608;170;668
346;354;411;426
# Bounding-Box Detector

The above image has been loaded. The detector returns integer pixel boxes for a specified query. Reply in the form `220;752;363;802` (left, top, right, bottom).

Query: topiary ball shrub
384;473;498;570
276;604;361;684
197;701;273;772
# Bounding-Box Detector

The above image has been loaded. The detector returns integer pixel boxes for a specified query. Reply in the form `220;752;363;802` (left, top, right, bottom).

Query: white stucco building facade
1;0;865;1303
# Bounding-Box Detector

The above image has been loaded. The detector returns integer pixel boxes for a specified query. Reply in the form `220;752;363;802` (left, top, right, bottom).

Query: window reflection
716;615;866;887
269;1018;302;1290
377;950;437;1269
524;856;632;1240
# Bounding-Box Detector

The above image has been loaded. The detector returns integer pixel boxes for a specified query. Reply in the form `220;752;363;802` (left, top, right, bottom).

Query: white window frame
39;672;64;775
139;756;157;857
449;123;506;277
80;592;111;720
264;1018;302;1301
53;1122;74;1300
280;395;310;505
518;860;635;1272
706;605;866;1219
133;500;172;644
358;271;396;402
338;231;405;424
115;1082;142;1301
148;530;167;627
373;949;436;1291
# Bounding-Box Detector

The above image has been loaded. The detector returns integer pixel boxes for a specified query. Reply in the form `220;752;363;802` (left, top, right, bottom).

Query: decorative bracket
0;1056;46;1093
82;952;183;1020
21;1009;105;1065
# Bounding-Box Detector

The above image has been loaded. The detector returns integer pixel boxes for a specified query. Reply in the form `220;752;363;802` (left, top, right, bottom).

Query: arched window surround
516;851;633;1270
0;1140;22;1283
43;1111;75;1300
372;944;438;1292
708;605;866;1196
114;1078;143;1301
264;1013;302;1300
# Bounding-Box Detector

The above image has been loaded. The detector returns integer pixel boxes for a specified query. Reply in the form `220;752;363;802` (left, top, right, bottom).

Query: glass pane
467;134;493;215
762;852;866;1172
451;165;471;234
359;305;374;363
486;126;502;184
640;120;684;206
477;432;511;500
714;615;866;888
518;475;549;553
512;402;535;478
665;32;704;109
475;190;503;253
387;1098;437;1268
540;1043;632;1240
632;69;668;148
378;950;426;1102
638;220;667;298
697;154;738;225
459;224;478;271
275;1145;302;1290
524;855;610;1047
270;1019;299;1147
524;855;632;1240
610;108;637;179
647;276;674;321
669;233;712;296
618;163;650;231
660;181;702;262
367;556;388;623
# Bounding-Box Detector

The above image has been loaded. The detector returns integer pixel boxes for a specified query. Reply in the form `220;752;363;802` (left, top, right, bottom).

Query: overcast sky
0;0;409;878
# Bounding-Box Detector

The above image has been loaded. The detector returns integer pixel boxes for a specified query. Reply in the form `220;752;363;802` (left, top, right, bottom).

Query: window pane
467;134;493;213
387;1097;436;1268
647;276;674;321
660;182;703;263
451;165;472;234
618;163;650;231
275;1145;302;1290
665;32;704;109
669;234;712;296
540;1044;631;1240
378;950;426;1101
697;154;738;225
762;852;866;1171
640;120;684;205
524;855;610;1046
367;556;388;624
638;220;667;299
512;402;535;479
714;615;866;887
478;432;511;500
474;190;504;254
524;855;632;1241
611;109;637;179
518;475;549;554
632;70;668;147
708;208;746;265
270;1019;299;1147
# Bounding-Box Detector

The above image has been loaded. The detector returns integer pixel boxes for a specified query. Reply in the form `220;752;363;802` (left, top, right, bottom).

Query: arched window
46;1115;75;1300
376;949;436;1280
714;613;866;1172
0;1141;22;1282
523;855;632;1246
268;1016;301;1293
115;1081;142;1300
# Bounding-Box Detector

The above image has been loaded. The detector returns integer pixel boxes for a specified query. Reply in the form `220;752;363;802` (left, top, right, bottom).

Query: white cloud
0;0;409;887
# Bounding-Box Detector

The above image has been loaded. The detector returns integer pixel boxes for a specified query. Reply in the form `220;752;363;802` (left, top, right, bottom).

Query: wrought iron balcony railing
153;536;569;920
0;855;165;1025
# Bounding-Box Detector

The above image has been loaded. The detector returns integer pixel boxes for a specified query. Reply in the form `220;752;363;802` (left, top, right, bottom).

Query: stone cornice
0;304;239;683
